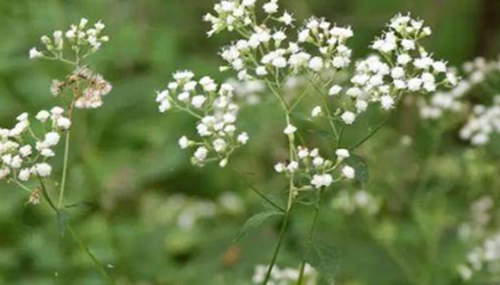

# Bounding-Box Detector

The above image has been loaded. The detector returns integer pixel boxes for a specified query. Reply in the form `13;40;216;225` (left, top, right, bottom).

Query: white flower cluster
51;66;112;109
332;189;380;215
460;96;500;146
421;56;500;119
274;146;355;190
156;71;248;167
30;18;109;62
458;231;500;281
459;196;494;242
142;192;244;231
252;263;317;285
457;196;497;281
339;14;457;124
206;0;353;80
226;78;265;105
0;108;71;182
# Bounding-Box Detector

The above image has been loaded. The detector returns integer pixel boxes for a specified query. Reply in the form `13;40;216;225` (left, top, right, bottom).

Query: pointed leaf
234;210;283;242
307;244;338;282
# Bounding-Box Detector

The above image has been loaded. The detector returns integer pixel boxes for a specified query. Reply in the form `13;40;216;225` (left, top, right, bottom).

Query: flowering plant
155;0;460;283
0;18;116;283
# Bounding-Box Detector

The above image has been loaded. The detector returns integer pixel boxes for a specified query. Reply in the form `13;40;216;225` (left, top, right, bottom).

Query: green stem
11;179;34;194
230;166;285;213
262;206;292;285
296;194;322;285
262;79;296;285
38;178;116;284
350;116;390;151
305;75;340;141
67;224;117;285
38;176;58;212
58;129;71;207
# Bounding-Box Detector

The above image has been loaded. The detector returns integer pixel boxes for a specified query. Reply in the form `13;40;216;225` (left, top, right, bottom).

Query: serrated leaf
346;155;369;185
234;210;283;242
307;244;338;283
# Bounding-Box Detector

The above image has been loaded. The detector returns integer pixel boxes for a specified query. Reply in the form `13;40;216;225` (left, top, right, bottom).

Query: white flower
237;132;249;144
356;100;368;113
380;95;395;110
311;174;333;189
397;54;411;65
401;39;415;50
287;161;299;172
457;264;473;281
213;138;227;152
298;147;309;158
159;99;171;112
191;95;207;109
44;132;61;147
179;136;190;149
242;0;256;6
336;149;350;159
329;85;342;96
272;57;287;68
256;66;268;76
0;167;10;179
36;110;50;122
433;61;447;73
19;145;32;157
56;117;72;130
341;111;356;125
311;106;322;117
391;67;405;79
309;57;324;71
29;48;43;59
283;124;297;135
279;12;294;26
342;166;356;179
35;163;52;177
407;78;422;91
41;148;55;157
263;0;278;14
194;147;208;162
274;162;285;173
18;169;31;181
313;157;324;167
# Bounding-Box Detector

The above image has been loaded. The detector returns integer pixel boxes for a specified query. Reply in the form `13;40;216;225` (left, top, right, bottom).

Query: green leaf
346;155;369;185
307;244;338;283
64;201;97;212
234;210;283;242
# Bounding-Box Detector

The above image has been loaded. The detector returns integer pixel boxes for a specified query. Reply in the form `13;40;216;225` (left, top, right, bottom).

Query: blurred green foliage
0;0;500;284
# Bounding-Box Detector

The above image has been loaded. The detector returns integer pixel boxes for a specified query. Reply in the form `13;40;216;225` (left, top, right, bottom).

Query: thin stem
58;129;71;207
38;177;116;284
305;75;340;141
230;166;285;213
10;179;34;194
262;207;292;285
349;115;390;151
38;176;58;212
262;79;296;285
296;192;322;285
67;224;117;285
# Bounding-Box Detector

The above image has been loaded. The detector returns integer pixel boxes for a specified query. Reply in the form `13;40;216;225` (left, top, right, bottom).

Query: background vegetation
0;0;499;284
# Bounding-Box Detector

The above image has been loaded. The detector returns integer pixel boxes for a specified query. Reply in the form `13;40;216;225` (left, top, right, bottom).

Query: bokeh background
0;0;500;284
